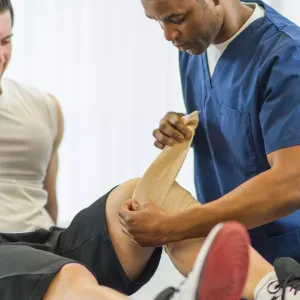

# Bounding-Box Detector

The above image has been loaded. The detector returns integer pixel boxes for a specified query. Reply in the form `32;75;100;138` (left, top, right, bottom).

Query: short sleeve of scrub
259;42;300;155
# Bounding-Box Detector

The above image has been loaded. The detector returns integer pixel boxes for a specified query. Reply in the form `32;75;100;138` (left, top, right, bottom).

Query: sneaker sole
196;221;250;300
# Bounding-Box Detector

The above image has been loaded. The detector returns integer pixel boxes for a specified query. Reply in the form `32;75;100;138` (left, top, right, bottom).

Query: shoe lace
268;275;300;300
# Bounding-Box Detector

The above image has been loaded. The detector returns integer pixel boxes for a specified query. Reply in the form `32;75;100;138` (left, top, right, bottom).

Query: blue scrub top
180;0;300;264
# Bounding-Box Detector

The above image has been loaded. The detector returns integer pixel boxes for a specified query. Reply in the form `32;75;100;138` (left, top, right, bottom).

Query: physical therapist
120;0;300;264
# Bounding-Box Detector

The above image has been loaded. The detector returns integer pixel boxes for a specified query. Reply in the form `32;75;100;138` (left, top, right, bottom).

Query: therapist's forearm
170;168;300;241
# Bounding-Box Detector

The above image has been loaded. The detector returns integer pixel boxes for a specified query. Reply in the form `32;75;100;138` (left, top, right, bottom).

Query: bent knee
44;264;97;299
119;178;141;193
107;178;140;207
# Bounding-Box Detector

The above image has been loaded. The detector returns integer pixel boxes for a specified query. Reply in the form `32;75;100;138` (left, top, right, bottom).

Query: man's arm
43;94;64;224
167;43;300;243
170;145;300;242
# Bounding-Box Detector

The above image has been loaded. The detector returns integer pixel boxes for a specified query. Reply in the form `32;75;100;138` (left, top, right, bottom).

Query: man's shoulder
3;77;55;114
259;30;300;66
262;2;300;52
3;77;50;103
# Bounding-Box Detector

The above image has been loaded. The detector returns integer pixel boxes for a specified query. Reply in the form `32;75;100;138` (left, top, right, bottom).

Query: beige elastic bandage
132;111;203;253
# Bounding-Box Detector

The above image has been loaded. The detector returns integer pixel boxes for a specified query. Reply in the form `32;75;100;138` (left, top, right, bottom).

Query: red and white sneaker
154;221;250;300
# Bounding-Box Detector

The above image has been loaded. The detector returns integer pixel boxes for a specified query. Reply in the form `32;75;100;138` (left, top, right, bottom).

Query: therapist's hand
153;112;192;149
119;200;174;247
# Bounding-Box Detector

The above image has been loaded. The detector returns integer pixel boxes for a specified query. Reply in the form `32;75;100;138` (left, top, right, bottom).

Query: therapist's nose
161;22;180;42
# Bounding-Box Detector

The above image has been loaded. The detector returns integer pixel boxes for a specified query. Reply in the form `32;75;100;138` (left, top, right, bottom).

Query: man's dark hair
0;0;14;26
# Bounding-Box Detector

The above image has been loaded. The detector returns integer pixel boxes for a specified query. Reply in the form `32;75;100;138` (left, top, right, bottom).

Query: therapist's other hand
153;112;192;149
119;200;172;247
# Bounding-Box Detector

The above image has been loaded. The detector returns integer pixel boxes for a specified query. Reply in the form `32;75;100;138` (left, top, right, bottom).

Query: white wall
5;1;300;299
7;0;196;223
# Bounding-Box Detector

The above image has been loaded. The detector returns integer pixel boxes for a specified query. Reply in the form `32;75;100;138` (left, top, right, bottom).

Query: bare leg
159;183;276;300
105;177;275;300
105;178;202;281
44;264;129;300
162;183;275;300
245;248;275;300
103;112;199;282
106;178;156;281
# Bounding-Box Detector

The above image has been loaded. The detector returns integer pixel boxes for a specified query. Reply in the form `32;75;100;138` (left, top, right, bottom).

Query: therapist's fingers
153;128;176;147
121;226;134;240
161;112;190;141
169;117;192;140
119;217;129;230
159;122;184;143
153;111;190;148
119;201;134;221
154;140;165;149
119;211;138;243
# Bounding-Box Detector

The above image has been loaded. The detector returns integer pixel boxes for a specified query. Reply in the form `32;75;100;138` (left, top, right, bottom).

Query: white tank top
0;78;57;232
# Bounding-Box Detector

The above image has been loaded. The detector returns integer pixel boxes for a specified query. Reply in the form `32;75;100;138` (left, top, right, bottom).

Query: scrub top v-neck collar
202;8;268;91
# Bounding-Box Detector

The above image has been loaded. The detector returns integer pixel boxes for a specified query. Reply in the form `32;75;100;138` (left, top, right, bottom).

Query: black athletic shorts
0;188;162;300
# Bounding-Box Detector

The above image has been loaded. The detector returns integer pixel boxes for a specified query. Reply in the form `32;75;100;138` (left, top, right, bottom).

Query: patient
0;4;61;231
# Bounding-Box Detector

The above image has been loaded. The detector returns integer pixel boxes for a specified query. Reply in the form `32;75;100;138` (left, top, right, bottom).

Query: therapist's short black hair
0;0;14;26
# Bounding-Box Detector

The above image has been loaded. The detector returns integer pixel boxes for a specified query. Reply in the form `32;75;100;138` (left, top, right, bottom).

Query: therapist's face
141;0;223;55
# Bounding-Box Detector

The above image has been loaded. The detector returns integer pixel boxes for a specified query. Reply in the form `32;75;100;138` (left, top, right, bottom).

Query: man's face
0;11;12;79
142;0;222;55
